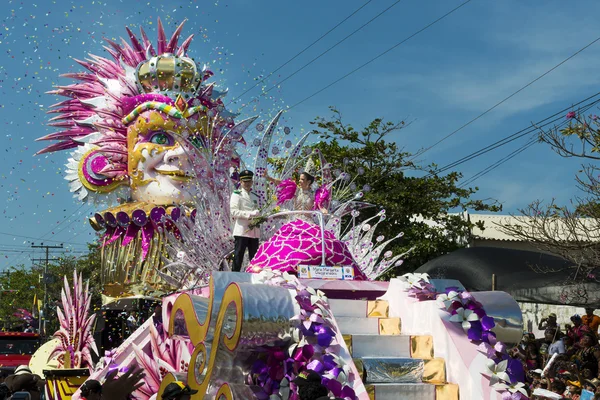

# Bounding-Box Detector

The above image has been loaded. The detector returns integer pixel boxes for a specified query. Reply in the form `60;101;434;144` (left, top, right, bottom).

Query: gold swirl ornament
161;278;243;398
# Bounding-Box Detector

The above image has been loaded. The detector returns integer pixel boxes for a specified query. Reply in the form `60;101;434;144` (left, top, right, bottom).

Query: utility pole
31;243;63;336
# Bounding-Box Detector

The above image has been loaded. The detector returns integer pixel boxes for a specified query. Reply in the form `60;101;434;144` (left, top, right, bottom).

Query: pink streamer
105;226;125;246
276;179;297;205
141;223;155;259
314;185;331;211
122;224;141;247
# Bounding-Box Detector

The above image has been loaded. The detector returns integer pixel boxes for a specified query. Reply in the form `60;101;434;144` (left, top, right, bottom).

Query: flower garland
399;273;529;400
249;269;358;400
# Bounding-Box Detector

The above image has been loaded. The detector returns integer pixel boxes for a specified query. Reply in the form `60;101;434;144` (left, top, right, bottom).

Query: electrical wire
0;231;88;246
414;35;600;159
427;92;600;177
36;203;87;240
458;97;600;187
238;0;405;112
288;0;473;110
458;137;539;188
228;0;375;105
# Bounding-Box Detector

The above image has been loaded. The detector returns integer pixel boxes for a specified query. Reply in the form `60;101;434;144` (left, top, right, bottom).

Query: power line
456;101;598;188
414;35;600;159
239;0;404;111
0;231;89;246
288;0;473;110
41;205;93;239
32;243;63;336
458;137;539;188
37;203;87;240
228;0;374;105
427;92;600;177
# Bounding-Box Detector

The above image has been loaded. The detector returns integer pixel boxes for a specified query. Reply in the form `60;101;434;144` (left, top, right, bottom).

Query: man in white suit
230;169;261;272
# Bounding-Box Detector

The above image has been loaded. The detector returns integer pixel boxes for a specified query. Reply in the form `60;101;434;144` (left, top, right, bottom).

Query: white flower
176;251;186;261
493;381;527;396
448;307;479;331
484;359;510;386
398;273;430;289
436;291;461;309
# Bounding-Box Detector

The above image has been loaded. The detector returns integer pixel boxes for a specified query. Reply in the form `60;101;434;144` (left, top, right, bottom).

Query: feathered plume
48;271;98;370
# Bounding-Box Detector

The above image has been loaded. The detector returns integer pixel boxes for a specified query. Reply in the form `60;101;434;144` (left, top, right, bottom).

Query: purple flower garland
248;270;358;400
401;273;529;400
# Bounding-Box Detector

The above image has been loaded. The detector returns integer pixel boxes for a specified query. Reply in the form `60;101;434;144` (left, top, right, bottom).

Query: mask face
127;111;197;205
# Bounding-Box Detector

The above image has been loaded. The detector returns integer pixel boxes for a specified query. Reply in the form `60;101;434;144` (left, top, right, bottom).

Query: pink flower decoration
276;179;297;205
314;185;331;210
566;111;577;119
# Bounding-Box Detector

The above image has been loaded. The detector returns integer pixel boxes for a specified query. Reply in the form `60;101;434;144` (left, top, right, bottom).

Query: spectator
126;312;138;332
567;315;591;347
539;313;559;332
513;338;541;370
572;333;600;379
4;365;44;400
100;368;144;400
79;379;102;400
583;377;599;392
583;308;600;336
292;370;329;400
161;381;198;400
551;380;566;396
546;328;566;357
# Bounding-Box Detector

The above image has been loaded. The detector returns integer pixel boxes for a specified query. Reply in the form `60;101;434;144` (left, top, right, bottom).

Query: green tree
0;243;102;335
0;265;40;330
311;108;501;276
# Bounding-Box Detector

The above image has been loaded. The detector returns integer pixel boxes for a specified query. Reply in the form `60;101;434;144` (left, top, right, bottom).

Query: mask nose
164;144;187;164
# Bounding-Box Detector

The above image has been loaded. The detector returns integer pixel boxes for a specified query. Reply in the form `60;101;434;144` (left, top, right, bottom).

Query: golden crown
135;53;202;99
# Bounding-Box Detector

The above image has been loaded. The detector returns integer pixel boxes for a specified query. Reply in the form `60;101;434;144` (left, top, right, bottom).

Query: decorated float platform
30;17;528;400
39;271;520;400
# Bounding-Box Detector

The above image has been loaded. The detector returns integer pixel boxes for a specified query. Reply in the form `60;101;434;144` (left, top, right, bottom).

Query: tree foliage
311;108;502;275
498;109;600;304
0;243;102;335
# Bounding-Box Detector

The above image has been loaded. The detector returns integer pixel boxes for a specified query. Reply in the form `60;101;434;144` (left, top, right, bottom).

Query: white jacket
230;189;261;238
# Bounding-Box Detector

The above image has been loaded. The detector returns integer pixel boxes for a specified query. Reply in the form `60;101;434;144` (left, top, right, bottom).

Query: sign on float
297;265;355;280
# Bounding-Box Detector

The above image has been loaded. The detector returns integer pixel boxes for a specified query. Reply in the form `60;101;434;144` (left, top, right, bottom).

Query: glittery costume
293;188;315;223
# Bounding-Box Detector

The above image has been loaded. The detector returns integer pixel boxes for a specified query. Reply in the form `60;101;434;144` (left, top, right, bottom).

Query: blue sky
0;0;599;268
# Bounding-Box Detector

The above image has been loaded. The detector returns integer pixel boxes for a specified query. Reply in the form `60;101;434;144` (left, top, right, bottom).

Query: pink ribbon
140;223;155;259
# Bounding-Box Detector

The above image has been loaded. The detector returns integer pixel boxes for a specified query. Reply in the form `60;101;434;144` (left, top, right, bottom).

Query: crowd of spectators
513;308;600;399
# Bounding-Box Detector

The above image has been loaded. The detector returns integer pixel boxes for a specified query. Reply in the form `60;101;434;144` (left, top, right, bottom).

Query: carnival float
30;18;527;400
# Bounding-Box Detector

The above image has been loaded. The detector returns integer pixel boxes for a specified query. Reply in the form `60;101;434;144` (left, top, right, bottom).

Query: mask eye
149;132;174;146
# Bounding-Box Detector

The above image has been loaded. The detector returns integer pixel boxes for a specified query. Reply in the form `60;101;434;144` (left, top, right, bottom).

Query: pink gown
246;194;366;279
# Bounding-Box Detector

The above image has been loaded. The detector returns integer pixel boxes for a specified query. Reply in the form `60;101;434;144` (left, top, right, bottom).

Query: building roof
411;212;598;242
469;214;524;242
468;213;598;242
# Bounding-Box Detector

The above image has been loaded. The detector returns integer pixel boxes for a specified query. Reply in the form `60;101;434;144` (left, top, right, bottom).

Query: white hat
14;365;32;375
531;369;543;375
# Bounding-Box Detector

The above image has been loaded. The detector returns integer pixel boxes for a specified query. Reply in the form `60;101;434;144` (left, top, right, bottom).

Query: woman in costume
248;161;366;279
266;170;326;223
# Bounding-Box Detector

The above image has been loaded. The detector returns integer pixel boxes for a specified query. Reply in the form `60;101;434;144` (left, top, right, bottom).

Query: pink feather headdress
38;18;245;205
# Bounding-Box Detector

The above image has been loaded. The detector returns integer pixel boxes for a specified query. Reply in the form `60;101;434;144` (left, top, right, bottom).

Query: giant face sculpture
127;111;195;205
36;19;248;296
36;21;242;208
